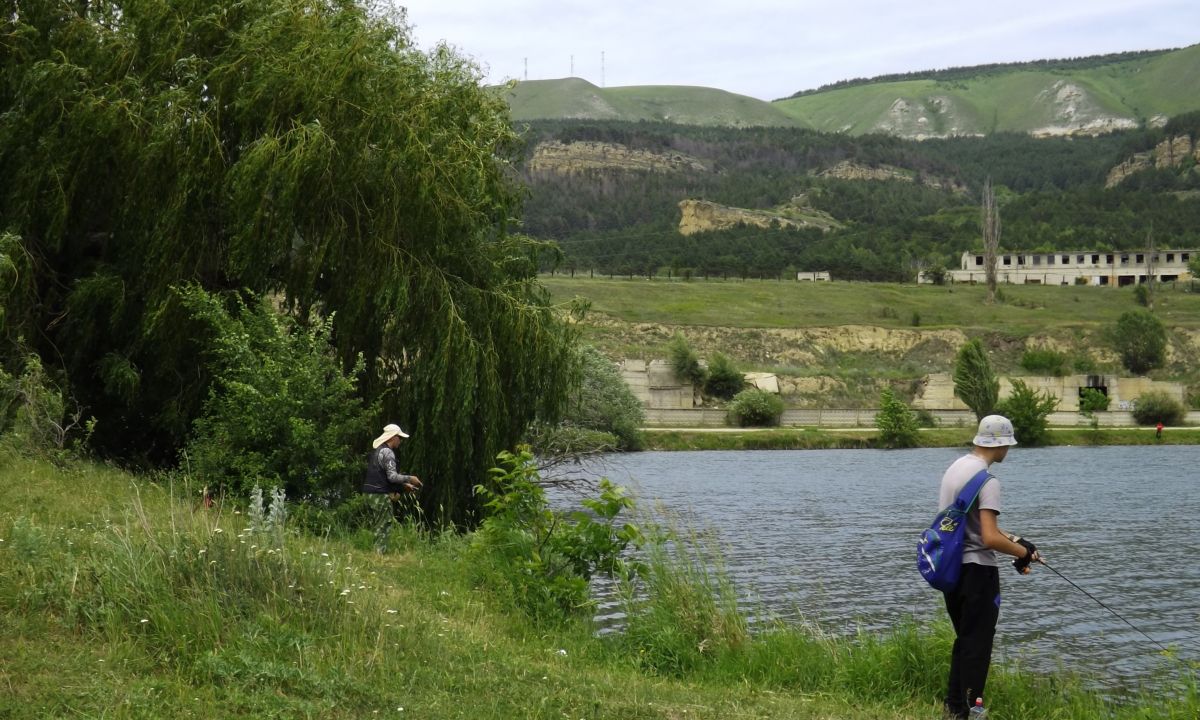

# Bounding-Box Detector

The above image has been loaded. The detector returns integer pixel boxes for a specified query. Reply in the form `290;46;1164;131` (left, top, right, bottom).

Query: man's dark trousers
942;562;1000;718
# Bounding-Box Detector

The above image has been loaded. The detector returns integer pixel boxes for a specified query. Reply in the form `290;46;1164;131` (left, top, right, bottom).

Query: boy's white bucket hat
973;415;1018;447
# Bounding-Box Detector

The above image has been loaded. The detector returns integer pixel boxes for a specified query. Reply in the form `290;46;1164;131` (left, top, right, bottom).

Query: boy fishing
938;414;1043;719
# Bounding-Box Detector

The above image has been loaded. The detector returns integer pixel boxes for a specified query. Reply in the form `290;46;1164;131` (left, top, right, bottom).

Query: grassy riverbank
2;447;1195;719
643;426;1200;451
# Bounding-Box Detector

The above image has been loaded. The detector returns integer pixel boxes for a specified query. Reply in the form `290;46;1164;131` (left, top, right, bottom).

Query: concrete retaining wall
644;408;1200;429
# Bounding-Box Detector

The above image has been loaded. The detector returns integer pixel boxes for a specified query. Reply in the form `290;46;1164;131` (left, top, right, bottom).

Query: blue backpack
917;468;992;591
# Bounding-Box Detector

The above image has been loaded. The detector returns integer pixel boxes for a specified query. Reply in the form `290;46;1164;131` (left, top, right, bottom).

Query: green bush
1078;388;1110;415
1133;283;1151;307
0;352;90;458
727;388;784;427
1020;348;1069;376
1131;391;1185;426
559;345;644;451
180;287;377;504
1112;310;1167;375
996;380;1058;447
471;448;643;622
703;353;745;400
668;333;706;387
875;388;920;448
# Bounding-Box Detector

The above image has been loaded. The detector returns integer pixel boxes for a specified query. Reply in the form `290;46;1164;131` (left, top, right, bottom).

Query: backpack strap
953;467;992;513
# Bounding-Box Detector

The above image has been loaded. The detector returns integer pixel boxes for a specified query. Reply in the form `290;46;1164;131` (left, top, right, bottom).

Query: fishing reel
1009;535;1038;574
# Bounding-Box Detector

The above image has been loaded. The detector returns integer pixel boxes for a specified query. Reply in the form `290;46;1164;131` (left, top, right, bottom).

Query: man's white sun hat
372;423;410;449
972;414;1018;447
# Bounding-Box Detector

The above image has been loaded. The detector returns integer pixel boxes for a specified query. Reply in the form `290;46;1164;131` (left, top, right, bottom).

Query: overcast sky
393;0;1199;100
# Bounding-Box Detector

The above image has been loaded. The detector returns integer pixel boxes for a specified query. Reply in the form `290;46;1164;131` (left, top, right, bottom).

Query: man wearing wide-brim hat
361;423;422;497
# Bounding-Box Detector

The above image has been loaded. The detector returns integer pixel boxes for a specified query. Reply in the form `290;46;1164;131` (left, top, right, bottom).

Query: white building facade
923;249;1197;286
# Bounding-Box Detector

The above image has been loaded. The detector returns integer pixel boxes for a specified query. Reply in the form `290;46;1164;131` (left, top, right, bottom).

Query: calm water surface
562;447;1200;684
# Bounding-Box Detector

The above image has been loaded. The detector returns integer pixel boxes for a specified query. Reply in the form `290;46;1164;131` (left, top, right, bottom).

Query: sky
392;0;1200;100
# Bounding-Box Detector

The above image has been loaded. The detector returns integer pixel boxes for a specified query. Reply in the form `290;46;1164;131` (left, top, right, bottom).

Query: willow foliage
0;0;575;525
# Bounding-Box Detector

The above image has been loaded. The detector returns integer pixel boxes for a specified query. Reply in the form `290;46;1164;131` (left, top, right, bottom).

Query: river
561;446;1200;685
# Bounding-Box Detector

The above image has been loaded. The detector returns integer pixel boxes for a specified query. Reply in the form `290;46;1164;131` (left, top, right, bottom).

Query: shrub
180;287;377;504
1078;388;1110;415
996;380;1058;447
0;352;90;458
1133;283;1151;307
1020;348;1068;377
471;448;643;622
703;352;745;400
560;345;644;451
1131;391;1185;426
1112;310;1167;375
727;388;784;427
668;333;706;387
875;388;920;448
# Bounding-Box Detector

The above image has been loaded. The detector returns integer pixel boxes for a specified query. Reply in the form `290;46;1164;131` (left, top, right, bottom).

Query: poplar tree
0;0;575;526
953;339;999;421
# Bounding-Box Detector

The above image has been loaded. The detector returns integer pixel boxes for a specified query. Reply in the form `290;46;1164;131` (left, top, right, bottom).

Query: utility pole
601;51;605;87
570;55;574;77
523;57;528;81
982;177;1001;304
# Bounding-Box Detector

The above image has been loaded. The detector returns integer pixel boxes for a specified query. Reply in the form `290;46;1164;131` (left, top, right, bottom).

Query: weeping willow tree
0;0;576;526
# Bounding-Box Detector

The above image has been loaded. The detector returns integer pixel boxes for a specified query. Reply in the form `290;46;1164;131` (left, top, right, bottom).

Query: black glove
1012;537;1037;574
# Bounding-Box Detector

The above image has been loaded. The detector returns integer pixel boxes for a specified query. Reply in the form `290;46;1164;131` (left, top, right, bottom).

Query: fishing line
1038;559;1187;659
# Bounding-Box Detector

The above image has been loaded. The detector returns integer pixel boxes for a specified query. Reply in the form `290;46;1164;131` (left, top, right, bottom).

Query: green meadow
3;446;1196;719
542;276;1200;333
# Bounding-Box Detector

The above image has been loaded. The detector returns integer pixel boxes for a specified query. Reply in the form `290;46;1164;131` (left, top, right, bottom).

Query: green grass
2;446;1196;718
543;276;1200;332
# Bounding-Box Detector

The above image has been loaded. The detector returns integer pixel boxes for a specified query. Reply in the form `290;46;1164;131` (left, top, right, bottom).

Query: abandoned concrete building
923;249;1197;286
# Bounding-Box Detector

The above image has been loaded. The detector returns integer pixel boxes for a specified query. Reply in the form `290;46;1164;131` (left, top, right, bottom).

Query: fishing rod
1037;559;1188;659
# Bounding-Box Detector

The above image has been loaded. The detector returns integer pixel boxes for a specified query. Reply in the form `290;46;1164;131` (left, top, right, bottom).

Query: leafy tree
0;0;576;525
953;340;999;421
727;389;784;427
875;388;920;448
996;380;1058;447
1189;254;1200;280
1112;310;1168;375
703;353;745;400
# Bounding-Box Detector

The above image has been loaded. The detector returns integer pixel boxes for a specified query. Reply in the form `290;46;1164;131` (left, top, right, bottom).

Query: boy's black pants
942;562;1000;718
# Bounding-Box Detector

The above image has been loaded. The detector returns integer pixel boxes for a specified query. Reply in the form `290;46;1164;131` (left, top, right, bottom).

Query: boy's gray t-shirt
938;453;1002;566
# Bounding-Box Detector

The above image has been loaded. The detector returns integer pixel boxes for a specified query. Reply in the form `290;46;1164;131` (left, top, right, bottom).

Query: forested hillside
516;119;1200;280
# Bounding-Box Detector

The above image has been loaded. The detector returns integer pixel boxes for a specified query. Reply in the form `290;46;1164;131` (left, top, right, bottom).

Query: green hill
502;46;1200;137
774;44;1200;137
501;77;804;127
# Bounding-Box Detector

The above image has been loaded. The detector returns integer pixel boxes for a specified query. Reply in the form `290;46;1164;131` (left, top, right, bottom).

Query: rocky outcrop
1155;135;1196;168
526;140;709;175
871;95;980;140
1106;134;1200;187
589;315;969;367
677;199;840;236
818;160;967;193
1028;81;1138;138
